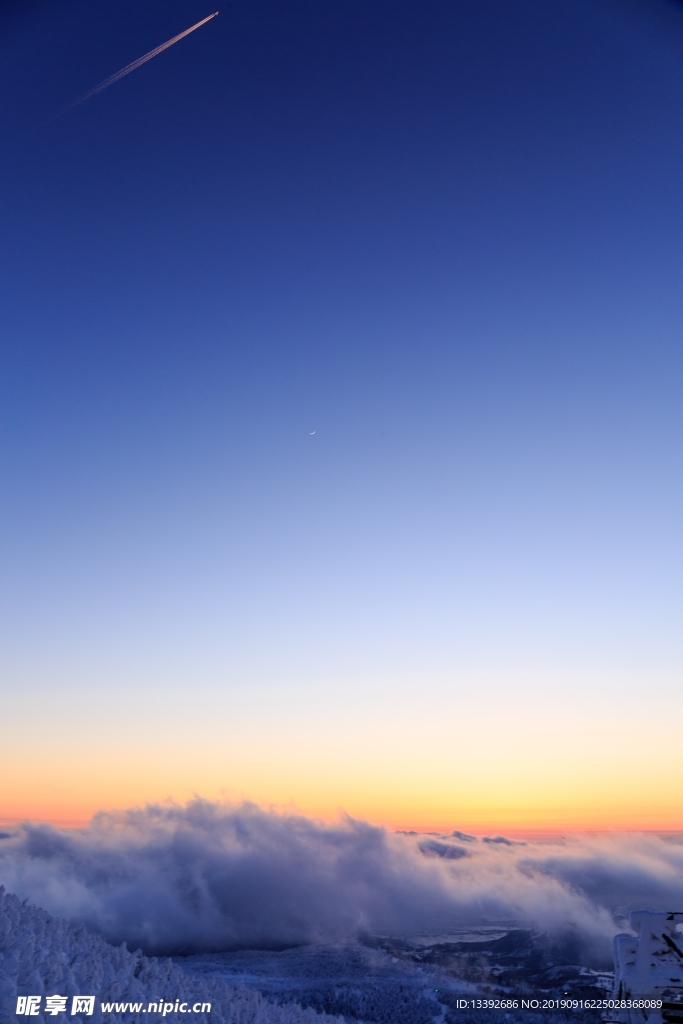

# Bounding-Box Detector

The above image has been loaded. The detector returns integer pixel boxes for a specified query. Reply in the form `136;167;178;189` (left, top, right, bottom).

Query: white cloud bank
1;801;682;955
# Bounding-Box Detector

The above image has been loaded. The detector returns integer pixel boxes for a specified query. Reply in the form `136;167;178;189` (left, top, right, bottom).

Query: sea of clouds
1;801;682;956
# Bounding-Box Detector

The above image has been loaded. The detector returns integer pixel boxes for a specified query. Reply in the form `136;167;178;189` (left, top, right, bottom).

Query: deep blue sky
1;0;682;821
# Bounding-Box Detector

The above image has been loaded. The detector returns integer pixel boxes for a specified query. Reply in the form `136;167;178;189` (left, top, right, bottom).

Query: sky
0;0;682;830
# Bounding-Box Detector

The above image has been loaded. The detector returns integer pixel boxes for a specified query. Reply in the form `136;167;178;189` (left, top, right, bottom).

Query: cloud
0;801;681;956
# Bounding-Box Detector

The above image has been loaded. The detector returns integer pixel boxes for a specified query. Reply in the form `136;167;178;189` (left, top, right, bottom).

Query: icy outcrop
0;887;343;1023
610;910;683;1024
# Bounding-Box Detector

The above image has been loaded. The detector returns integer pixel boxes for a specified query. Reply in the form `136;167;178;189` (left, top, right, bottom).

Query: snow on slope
0;888;343;1024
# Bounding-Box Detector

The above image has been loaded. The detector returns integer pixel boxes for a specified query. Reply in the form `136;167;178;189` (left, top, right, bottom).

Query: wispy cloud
50;12;218;122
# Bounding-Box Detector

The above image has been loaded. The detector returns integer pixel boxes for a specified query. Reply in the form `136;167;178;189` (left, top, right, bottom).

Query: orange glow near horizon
2;808;683;834
2;781;682;835
3;668;681;834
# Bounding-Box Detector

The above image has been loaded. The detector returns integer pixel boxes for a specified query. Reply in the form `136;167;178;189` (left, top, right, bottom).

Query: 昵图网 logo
16;995;95;1015
15;995;212;1015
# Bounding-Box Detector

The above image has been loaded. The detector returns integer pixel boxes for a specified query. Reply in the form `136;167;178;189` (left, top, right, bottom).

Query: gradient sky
1;0;682;829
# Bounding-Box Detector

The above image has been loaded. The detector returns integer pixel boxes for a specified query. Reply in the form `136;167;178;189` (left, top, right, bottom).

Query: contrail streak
52;12;219;120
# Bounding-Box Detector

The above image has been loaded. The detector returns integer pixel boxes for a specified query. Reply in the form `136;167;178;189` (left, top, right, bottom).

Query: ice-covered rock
610;910;683;1024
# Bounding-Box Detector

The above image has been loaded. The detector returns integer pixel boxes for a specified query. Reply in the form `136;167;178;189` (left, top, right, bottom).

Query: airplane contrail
51;12;219;120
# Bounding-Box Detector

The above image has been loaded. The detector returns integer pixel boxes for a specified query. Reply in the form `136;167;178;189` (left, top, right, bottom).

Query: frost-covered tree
0;888;344;1024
